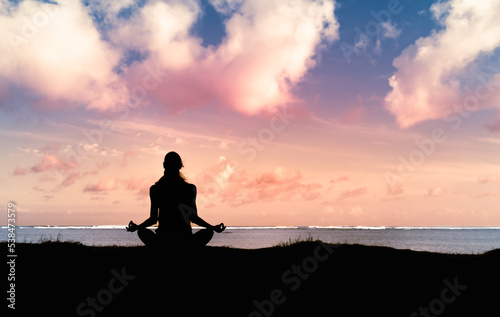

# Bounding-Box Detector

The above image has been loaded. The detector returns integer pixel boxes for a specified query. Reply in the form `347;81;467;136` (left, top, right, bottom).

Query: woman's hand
212;223;226;233
126;221;138;232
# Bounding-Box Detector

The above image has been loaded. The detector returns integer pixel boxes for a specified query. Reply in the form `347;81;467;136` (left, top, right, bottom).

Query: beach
5;241;499;316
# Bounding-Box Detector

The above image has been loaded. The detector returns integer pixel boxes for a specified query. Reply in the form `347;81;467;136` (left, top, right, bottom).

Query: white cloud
381;21;401;39
384;0;500;128
0;0;125;110
108;0;340;114
1;0;339;116
175;137;187;145
209;0;244;15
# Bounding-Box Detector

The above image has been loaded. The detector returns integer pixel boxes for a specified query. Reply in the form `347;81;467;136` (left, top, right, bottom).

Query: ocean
2;226;500;254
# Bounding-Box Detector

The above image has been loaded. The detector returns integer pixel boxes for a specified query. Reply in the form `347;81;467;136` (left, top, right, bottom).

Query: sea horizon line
2;225;500;230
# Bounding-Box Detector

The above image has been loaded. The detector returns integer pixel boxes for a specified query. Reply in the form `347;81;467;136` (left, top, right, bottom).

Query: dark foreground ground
3;241;499;317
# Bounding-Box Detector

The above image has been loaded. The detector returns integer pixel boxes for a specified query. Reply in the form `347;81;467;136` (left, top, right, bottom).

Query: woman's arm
127;186;158;232
139;186;159;228
188;185;225;232
191;215;225;232
190;214;213;229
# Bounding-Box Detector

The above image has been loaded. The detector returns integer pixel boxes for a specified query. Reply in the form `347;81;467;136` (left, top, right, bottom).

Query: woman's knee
137;227;148;239
204;228;214;240
137;228;157;246
194;228;213;247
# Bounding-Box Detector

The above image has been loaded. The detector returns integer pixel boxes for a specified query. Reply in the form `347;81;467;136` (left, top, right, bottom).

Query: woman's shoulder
150;177;196;191
184;182;196;192
149;183;159;195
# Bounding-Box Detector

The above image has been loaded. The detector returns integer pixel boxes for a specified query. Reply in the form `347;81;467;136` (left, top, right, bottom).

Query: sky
1;0;500;226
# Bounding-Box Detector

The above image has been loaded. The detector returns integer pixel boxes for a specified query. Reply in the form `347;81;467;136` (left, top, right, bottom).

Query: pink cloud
478;175;500;184
30;154;75;173
427;186;446;197
473;189;499;199
228;169;323;205
256;167;301;184
337;186;367;201
329;176;349;183
11;142;115;194
124;176;156;198
12;144;79;178
83;177;118;193
387;183;404;196
52;170;102;192
195;158;322;206
13;167;27;176
59;172;81;188
33;186;45;192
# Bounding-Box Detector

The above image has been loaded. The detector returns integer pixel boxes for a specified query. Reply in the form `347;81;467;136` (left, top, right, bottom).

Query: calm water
1;226;499;254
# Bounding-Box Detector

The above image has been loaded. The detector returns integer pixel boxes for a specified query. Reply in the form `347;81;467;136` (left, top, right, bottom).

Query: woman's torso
152;177;194;237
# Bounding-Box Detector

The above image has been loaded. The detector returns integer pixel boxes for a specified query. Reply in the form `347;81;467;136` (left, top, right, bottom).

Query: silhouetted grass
274;233;317;247
2;241;498;317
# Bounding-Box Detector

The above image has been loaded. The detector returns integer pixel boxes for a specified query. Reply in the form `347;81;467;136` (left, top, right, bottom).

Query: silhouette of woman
126;152;225;249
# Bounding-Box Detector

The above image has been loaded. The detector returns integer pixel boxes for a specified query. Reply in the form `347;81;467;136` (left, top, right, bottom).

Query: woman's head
163;151;183;170
163;151;186;180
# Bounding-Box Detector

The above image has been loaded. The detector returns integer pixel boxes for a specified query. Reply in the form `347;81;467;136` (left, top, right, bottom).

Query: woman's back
152;176;195;236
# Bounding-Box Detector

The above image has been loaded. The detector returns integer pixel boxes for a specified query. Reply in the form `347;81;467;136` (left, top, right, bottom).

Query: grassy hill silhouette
4;240;499;316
